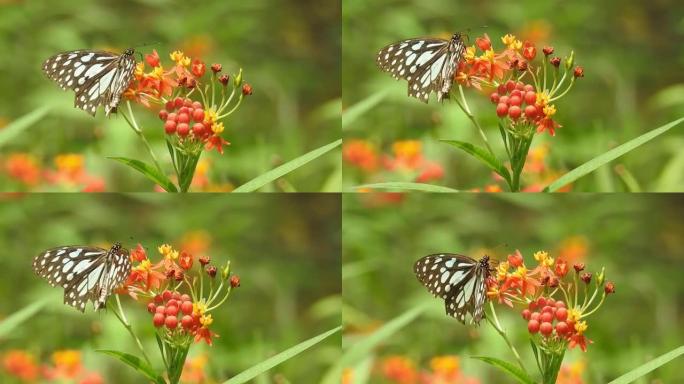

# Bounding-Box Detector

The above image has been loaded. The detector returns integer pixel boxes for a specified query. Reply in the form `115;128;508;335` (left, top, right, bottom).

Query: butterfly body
414;253;491;325
42;48;136;116
33;242;131;312
377;34;465;103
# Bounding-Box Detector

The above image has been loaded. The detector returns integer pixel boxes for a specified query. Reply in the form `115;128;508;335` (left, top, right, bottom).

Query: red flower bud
153;313;165;327
199;255;210;266
517;60;528;71
528;319;540;333
191;59;206;77
211;63;222;73
242;83;253;96
145;50;160;67
230;275;241;288
206;265;217;278
573;263;585;273
186;78;197;89
165;315;178;329
522;41;536;60
542;46;554;56
539;322;553;336
147;302;156;314
580;272;592;284
174;269;184;281
475;34;491;51
573;66;584;78
604;281;615;294
547;276;559;287
219;74;229;86
550;57;561;67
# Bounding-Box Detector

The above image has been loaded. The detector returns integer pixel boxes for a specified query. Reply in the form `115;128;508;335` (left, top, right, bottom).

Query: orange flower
180;354;208;384
381;356;417;384
130;243;147;262
343;139;378;171
193;325;218;346
4;153;41;186
179;251;194;270
2;350;38;380
191;59;206;77
429;355;460;379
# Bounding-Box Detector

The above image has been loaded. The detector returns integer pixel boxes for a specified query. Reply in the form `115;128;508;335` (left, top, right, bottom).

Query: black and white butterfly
32;242;131;312
414;253;492;325
42;48;137;116
376;34;466;103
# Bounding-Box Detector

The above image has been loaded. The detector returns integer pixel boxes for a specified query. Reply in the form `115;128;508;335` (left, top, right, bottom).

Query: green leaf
342;90;388;130
545;116;684;192
0;299;48;338
471;356;535;384
108;157;178;192
0;106;51;148
233;139;341;192
321;304;428;384
224;326;341;384
441;140;511;183
96;350;165;384
352;182;459;192
607;345;684;384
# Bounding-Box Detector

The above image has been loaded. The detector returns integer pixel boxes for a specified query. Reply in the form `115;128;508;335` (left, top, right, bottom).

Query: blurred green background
0;193;341;382
342;193;684;382
342;0;684;191
0;0;341;192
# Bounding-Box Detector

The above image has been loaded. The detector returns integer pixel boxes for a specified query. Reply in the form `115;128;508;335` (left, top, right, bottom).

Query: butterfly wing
377;34;465;103
33;244;130;312
414;253;489;325
42;49;136;116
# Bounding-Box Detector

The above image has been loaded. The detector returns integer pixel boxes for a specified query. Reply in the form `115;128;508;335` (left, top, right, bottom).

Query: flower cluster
1;153;105;192
343;139;445;184
342;355;479;384
457;33;583;137
118;243;239;346
125;50;250;156
487;250;614;352
1;349;103;384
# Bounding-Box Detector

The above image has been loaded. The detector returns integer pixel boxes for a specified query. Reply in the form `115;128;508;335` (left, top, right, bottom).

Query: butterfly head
123;48;135;56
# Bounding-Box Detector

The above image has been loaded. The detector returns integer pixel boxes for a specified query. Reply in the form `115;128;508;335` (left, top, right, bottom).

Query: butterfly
376;34;466;103
414;253;493;325
32;242;131;312
42;48;137;116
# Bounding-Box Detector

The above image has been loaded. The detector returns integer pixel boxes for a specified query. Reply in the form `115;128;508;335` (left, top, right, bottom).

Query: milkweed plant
106;243;240;384
119;50;252;192
481;250;614;384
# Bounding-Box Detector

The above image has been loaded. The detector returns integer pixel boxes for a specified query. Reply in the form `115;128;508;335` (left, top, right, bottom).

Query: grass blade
96;350;165;384
607;345;684;384
0;107;51;148
353;182;459;192
224;326;341;384
343;90;388;130
233;139;341;192
471;356;536;384
441;139;511;183
0;299;48;338
108;157;178;192
545;116;684;192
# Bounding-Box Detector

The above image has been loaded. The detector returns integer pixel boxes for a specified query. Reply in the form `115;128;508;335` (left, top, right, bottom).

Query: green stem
455;85;495;156
486;302;528;375
111;295;153;367
121;101;165;175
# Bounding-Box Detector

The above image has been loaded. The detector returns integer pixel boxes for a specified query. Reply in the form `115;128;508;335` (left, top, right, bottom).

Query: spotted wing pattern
42;49;136;116
414;253;491;325
376;34;465;103
33;242;131;312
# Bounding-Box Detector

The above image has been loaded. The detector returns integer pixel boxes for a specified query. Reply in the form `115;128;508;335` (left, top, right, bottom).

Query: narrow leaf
233;139;341;192
607;345;684;384
224;326;341;384
471;356;535;384
353;182;459;192
321;304;428;384
343;90;388;130
108;157;178;192
545;117;684;192
441;140;511;183
0;106;51;148
96;350;165;384
0;299;48;338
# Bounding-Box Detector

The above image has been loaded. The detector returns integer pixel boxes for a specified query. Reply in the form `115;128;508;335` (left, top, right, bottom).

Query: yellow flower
54;154;84;173
200;314;213;327
513;266;528;278
543;104;557;117
135;62;145;76
211;122;224;134
170;50;190;66
534;251;554;267
496;261;510;281
52;350;80;369
430;355;460;376
193;301;208;316
501;34;517;45
568;307;582;323
134;259;151;272
392;140;421;158
536;91;550;106
203;108;218;125
158;244;172;256
464;46;476;61
574;320;588;334
478;48;495;62
501;34;522;50
151;66;165;80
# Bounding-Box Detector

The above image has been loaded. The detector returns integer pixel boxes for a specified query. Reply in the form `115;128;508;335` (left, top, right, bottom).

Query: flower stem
111;295;153;367
455;85;495;156
486;302;528;375
121;101;165;175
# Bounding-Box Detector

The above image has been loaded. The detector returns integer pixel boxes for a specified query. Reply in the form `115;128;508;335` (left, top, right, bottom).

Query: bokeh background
342;0;684;191
0;194;341;382
342;193;684;382
0;0;341;192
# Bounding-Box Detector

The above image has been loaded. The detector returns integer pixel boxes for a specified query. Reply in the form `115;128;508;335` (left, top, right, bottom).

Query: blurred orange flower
2;350;39;380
